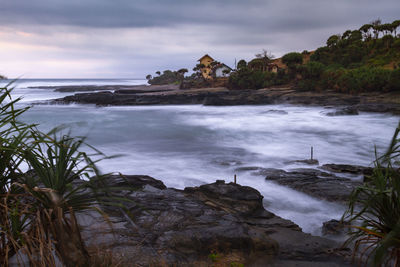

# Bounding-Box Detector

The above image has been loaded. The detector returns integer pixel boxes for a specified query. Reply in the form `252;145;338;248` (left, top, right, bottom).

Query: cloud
0;0;399;78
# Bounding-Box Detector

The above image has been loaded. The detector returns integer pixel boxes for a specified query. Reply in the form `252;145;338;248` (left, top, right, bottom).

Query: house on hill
198;54;214;79
197;54;232;79
248;58;279;73
214;63;232;77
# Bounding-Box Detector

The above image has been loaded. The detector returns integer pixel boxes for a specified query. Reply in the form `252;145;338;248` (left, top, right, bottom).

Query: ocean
1;78;399;235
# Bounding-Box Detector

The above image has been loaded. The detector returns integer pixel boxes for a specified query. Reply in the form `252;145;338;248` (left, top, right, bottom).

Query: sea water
2;79;399;235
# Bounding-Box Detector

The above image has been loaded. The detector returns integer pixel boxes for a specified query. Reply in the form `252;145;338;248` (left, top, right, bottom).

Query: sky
0;0;399;79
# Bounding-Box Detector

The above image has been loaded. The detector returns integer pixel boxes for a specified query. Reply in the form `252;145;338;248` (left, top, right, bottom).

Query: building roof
198;54;214;62
215;63;232;70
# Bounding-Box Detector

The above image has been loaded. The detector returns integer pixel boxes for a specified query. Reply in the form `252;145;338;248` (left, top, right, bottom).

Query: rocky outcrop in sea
49;85;400;114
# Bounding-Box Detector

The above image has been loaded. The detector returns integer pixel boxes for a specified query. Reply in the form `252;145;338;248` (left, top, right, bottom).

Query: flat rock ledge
236;164;371;203
50;86;400;114
78;175;351;266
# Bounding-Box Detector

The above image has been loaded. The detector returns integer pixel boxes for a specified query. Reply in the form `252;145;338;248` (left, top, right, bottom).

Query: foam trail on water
7;80;400;235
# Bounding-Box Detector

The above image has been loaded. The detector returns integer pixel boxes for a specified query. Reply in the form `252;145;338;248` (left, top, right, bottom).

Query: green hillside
229;19;400;93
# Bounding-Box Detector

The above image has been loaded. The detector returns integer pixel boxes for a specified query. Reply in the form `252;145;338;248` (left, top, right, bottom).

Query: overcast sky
0;0;399;78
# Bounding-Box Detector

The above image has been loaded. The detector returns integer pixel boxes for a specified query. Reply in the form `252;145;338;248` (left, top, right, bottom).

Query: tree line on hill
145;19;400;93
229;19;400;93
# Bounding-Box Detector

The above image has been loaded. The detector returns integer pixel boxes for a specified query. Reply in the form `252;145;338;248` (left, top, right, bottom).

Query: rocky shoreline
78;175;352;266
235;163;372;203
46;84;400;114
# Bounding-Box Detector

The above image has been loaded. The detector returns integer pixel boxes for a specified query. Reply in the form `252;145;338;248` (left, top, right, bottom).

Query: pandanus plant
0;82;127;266
343;123;400;266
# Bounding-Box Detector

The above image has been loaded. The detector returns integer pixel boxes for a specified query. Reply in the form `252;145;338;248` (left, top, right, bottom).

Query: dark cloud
0;0;399;78
2;0;397;30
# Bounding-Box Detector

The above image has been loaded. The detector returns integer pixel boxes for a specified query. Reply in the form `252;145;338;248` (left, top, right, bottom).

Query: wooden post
311;146;314;160
234;174;237;184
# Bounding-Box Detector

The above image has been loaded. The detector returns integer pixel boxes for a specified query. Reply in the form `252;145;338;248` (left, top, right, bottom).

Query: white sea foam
5;79;400;235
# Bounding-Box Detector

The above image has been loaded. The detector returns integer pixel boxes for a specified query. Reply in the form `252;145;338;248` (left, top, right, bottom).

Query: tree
255;49;275;72
236;59;247;70
301;61;326;79
192;64;206;79
282;52;303;68
377;23;394;36
177;68;188;82
0;74;6;79
222;69;231;76
155;71;161;76
349;30;363;43
178;68;188;76
146;74;152;80
326;34;340;47
392;20;400;37
342;30;352;39
359;24;373;40
371;18;382;39
148;69;181;85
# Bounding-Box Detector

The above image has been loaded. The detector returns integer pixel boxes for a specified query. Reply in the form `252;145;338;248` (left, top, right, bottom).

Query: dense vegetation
146;69;187;85
228;59;288;90
229;19;400;93
0;82;126;266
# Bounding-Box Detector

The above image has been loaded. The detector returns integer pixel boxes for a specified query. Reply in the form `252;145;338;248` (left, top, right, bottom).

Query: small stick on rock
311;146;314;161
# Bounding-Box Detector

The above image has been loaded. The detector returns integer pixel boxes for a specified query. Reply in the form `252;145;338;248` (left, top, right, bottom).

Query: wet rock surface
30;84;180;93
78;175;351;266
50;86;400;114
322;219;351;236
320;164;373;176
263;168;359;203
237;166;362;203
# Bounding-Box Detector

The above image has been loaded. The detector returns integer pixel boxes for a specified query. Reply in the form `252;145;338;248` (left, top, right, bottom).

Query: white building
214;64;232;77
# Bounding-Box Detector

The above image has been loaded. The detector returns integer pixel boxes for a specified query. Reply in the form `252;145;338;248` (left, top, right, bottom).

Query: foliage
327;34;340;47
254;49;275;72
0;83;129;266
192;63;207;79
236;59;247;70
147;69;182;85
300;61;326;79
228;67;287;90
312;66;400;93
296;19;400;93
282;52;303;68
311;19;400;69
343;124;400;266
208;252;220;262
177;68;188;75
222;68;231;75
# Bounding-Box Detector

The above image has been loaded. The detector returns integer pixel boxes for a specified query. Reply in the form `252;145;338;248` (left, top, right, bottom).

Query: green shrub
387;68;400;91
282;52;303;67
228;68;286;90
237;59;247;70
148;70;181;85
317;67;395;93
301;62;326;79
